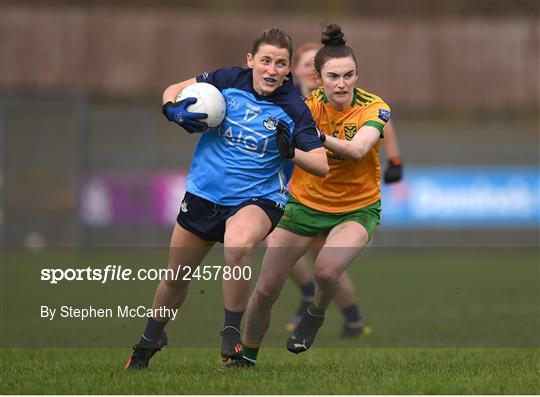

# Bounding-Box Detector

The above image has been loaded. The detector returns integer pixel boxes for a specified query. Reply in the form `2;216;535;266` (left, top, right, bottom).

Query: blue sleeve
293;109;323;152
196;67;241;91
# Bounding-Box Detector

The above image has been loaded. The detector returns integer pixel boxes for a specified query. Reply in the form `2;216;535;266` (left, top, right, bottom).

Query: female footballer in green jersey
286;40;405;339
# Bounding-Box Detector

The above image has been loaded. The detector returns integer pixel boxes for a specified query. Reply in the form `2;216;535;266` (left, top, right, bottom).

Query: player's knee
161;266;191;290
223;245;254;264
253;283;280;306
314;266;339;287
224;232;258;248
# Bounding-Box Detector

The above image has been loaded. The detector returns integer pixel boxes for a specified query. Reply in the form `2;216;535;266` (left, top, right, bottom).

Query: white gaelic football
176;83;226;128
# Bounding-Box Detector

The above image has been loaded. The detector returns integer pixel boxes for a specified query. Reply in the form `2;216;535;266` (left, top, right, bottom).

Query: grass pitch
1;247;538;393
1;347;538;394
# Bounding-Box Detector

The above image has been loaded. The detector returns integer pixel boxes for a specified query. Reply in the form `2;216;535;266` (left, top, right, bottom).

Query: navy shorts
177;192;285;243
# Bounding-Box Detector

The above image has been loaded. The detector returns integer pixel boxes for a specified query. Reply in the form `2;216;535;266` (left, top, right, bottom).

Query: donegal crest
344;123;358;140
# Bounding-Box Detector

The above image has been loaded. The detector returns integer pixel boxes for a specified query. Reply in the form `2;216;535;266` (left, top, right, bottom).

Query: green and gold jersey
290;87;391;213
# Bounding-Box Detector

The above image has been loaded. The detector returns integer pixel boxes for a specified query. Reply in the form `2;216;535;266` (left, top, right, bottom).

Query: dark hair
251;28;293;62
314;24;357;74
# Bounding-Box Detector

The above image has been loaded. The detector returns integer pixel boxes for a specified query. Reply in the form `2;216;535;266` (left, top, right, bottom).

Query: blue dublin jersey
185;67;322;206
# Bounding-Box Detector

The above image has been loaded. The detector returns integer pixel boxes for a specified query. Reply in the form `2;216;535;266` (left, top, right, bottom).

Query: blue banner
380;167;539;228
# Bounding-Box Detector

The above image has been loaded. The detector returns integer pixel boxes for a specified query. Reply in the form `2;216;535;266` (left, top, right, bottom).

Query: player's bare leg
289;256;313;286
313;222;369;309
309;234;326;256
286;256;315;330
152;224;216;314
125;223;215;370
231;228;313;366
286;235;327;329
220;205;272;361
314;234;368;337
287;222;369;354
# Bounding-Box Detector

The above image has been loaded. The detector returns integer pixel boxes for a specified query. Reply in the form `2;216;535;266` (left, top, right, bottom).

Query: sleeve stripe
359;93;375;103
356;96;370;105
363;120;385;138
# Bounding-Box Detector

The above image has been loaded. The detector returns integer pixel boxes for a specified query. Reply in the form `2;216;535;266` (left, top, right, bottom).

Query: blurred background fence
1;0;539;248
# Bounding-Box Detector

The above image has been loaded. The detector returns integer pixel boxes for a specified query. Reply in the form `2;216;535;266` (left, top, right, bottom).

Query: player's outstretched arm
323;125;380;161
292;147;328;177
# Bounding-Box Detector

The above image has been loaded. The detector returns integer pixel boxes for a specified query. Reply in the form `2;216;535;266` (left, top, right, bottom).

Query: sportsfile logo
218;117;270;157
40;265;251;284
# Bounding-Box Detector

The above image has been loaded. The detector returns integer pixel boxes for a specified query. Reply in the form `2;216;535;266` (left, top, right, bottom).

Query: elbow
307;149;329;177
349;148;367;162
314;162;329;177
314;152;329;176
162;85;177;103
296;149;328;177
164;82;178;95
163;82;187;103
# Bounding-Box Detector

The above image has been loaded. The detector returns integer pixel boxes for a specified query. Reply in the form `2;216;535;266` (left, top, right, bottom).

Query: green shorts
277;198;381;239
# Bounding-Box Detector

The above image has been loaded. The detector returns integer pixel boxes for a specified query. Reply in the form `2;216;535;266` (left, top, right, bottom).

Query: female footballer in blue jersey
125;28;328;370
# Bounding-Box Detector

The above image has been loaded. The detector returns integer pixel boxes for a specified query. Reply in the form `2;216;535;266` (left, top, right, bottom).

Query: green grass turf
1;348;538;394
1;248;539;393
2;248;538;348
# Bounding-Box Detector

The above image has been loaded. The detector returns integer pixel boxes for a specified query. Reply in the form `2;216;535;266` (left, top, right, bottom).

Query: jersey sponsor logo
218;117;270;158
344;123;358;140
263;117;278;131
378;109;391;123
246;103;261;113
244;103;261;122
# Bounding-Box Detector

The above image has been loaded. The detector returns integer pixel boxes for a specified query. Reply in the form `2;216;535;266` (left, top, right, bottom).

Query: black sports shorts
177;191;284;243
